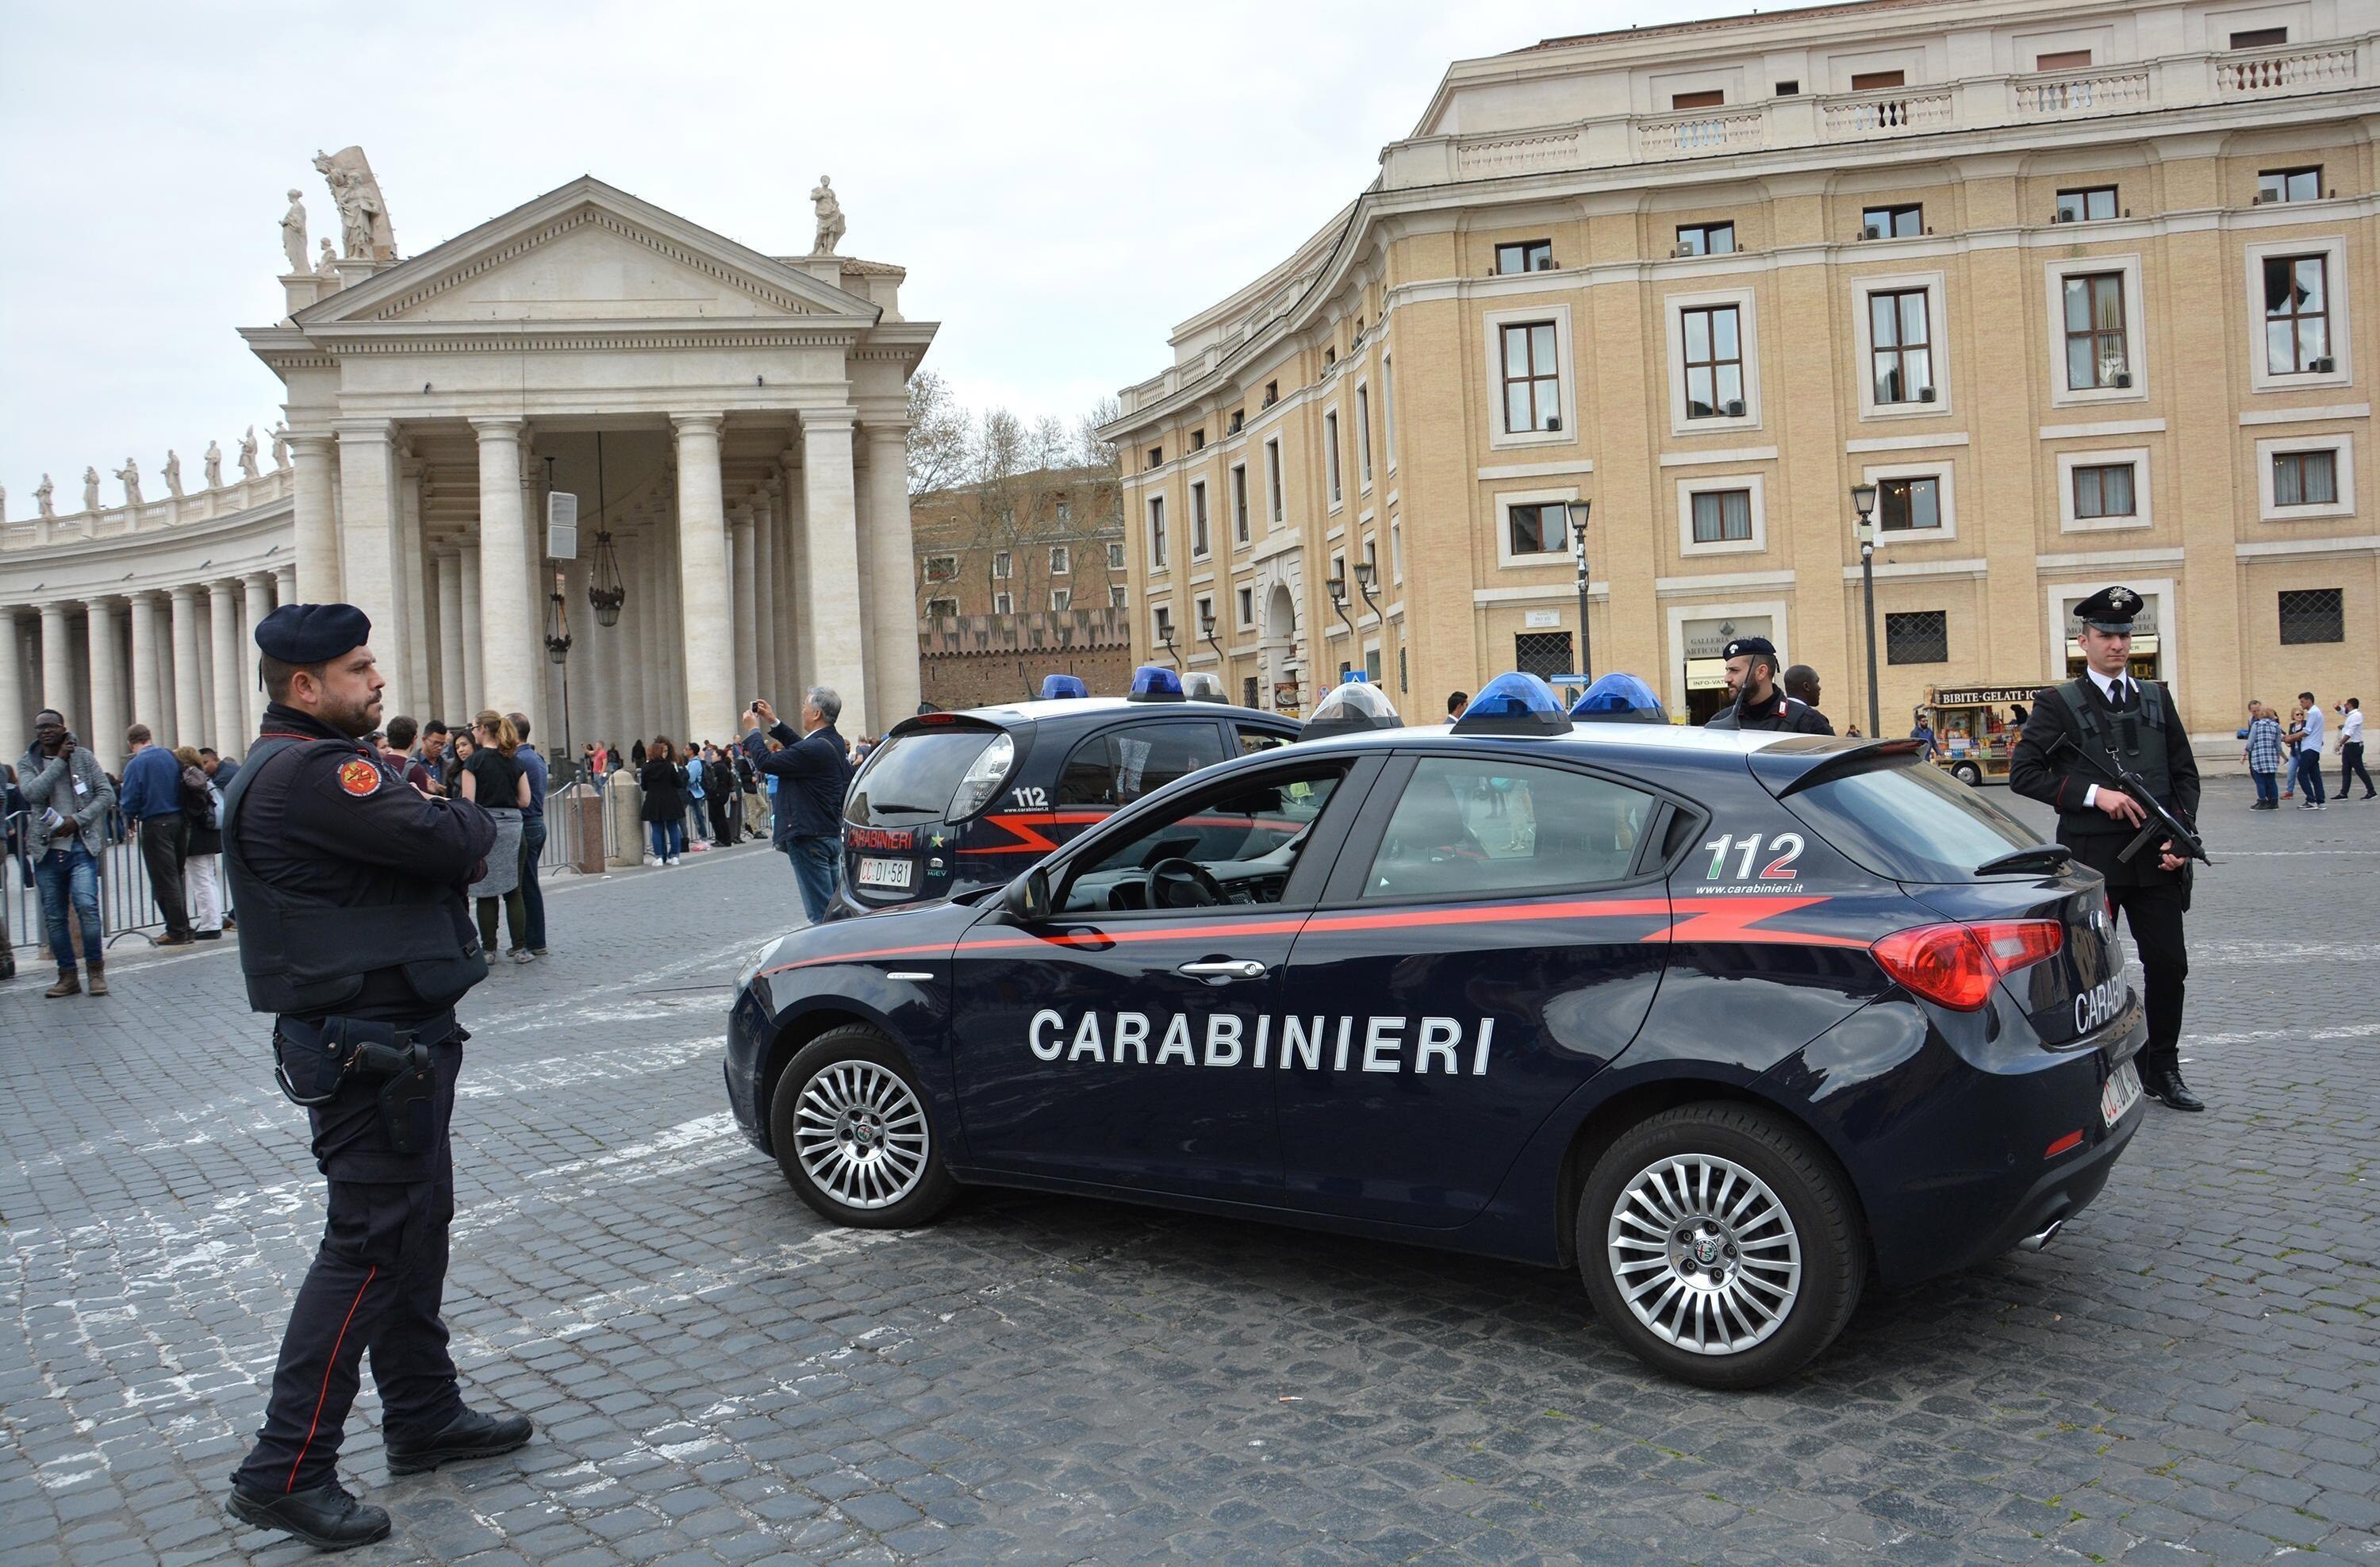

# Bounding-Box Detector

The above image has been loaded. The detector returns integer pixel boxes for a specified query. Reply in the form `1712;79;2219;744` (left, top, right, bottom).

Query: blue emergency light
1038;673;1089;700
1127;664;1187;702
1569;672;1669;724
1450;671;1573;736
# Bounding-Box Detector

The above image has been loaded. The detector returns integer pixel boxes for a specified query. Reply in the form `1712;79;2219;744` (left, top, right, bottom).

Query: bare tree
1077;394;1122;475
905;369;970;497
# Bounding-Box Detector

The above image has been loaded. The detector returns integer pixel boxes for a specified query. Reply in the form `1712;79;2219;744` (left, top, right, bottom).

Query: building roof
1518;0;1943;53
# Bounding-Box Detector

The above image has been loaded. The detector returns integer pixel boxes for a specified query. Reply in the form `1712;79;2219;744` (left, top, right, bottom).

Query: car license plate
2100;1058;2143;1127
857;856;913;890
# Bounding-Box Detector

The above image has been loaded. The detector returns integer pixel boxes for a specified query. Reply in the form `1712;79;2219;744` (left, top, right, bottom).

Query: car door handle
1177;959;1267;981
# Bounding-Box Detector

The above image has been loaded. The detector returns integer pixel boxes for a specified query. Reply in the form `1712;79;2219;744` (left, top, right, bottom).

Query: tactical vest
2052;677;2177;812
221;736;490;1018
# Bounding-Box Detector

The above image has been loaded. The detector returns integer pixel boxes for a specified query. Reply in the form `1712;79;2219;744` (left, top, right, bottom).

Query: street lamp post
1565;499;1594;683
1160;623;1180;670
543;572;575;784
1850;484;1880;739
1200;606;1223;668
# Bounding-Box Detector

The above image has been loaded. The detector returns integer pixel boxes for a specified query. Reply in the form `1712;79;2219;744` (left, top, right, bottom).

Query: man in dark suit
2009;585;2205;1112
749;689;854;924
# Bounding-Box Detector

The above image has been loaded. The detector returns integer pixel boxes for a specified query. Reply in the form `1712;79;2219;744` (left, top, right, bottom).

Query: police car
832;668;1297;918
727;671;2148;1388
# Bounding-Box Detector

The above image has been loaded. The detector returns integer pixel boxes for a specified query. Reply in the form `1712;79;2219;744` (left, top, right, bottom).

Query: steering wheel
1147;858;1225;908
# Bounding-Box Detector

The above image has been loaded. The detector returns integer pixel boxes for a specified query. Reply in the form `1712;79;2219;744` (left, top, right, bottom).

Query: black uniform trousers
2076;837;2190;1075
232;1034;466;1496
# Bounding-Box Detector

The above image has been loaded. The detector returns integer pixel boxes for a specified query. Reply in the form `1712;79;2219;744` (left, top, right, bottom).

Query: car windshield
1782;756;2040;883
844;727;1001;827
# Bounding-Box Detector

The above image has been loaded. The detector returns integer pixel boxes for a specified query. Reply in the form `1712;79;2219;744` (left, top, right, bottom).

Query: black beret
1723;635;1777;662
2074;585;2142;629
255;601;371;664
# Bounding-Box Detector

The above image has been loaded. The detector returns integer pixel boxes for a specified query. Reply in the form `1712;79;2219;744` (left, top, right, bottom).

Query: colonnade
0;566;295;773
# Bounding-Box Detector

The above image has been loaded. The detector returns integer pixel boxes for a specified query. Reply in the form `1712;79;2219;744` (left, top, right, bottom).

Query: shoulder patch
337;758;382;797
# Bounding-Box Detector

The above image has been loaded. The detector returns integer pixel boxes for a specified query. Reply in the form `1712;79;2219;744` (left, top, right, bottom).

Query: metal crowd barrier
4;810;176;954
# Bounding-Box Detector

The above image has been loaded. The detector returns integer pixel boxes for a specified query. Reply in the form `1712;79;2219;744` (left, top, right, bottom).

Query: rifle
2046;731;2210;866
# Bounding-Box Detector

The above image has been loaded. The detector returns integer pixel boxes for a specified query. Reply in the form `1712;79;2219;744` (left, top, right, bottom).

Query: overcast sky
0;0;1729;509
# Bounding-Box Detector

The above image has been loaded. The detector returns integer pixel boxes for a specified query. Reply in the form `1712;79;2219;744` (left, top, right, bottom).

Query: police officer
2010;586;2205;1112
1703;636;1834;733
222;604;532;1550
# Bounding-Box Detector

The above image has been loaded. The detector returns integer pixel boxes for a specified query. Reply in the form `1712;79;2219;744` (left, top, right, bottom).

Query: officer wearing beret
1702;636;1835;734
2010;586;2205;1112
221;605;533;1550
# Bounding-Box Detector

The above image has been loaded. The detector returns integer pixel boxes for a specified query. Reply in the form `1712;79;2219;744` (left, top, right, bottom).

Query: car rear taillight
1871;920;2065;1011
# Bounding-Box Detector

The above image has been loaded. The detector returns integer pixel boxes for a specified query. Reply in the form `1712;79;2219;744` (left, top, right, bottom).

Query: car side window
1237;723;1288;755
1055;721;1228;808
1363;757;1656;901
1058;763;1347;913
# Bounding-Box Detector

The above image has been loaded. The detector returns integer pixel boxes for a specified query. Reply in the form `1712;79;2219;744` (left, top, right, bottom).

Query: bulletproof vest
2052;677;2176;812
221;736;490;1018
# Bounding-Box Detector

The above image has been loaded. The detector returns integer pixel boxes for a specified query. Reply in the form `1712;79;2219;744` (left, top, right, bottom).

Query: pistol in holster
272;1015;441;1155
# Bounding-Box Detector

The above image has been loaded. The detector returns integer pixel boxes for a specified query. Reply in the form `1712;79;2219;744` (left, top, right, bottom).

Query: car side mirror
1004;866;1051;924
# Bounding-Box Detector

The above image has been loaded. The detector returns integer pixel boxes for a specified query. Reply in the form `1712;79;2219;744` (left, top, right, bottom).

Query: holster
271;1014;447;1154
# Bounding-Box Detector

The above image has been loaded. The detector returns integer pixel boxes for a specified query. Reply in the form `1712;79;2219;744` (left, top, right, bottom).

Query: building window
2063;272;2130;388
2274;448;2340;506
2259;167;2323;205
2232;26;2287;48
1398;645;1407;693
1107;541;1125;569
1676;221;1736;256
1265;439;1284;524
1391;518;1403;580
1851;70;1906;90
1680;305;1745;418
925;596;958;620
1148;496;1167;567
1862;203;1922;239
1356;385;1372;486
1869;288;1935;404
1154;605;1173;643
1672;89;1724;109
2073;463;2136;520
1194;594;1212;633
1228;409;1244;434
1186;481;1209;556
1244;674;1261;707
1775;79;1800;94
2263;255;2332;374
2056;186;2118;223
1262;380;1278;408
1514;632;1574;681
1381;355;1396;467
1050;588;1072;612
923;553;958;582
1879;474;1943;530
1230;464;1250;543
1495;240;1554;275
1499;321;1562;432
1508;501;1563;556
992;551;1012;579
1365;647;1383;683
1055;494;1070;521
1325;410;1343;503
1690;489;1754;543
1324;348;1336;368
2278;587;2344;644
1110;585;1128;609
1050;545;1070;576
1190;429;1206;451
1885;610;1950;664
2036;48;2091;70
1146;444;1163;470
1237;585;1254;627
993;591;1013;614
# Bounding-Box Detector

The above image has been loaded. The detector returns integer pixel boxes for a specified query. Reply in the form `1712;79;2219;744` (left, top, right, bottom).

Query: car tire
1576;1103;1864;1390
1951;761;1983;787
768;1025;958;1230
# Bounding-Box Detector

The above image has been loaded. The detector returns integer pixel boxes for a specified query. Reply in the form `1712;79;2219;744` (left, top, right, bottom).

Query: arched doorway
1262;582;1302;715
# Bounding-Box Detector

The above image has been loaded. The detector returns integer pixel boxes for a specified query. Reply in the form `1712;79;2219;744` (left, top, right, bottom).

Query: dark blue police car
726;672;2147;1388
833;668;1297;917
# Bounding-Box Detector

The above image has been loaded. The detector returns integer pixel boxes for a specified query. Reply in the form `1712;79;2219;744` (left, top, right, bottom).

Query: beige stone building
1104;0;2380;739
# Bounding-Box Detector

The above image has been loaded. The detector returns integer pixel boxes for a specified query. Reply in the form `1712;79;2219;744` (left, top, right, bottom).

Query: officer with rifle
2010;586;2209;1113
221;604;532;1550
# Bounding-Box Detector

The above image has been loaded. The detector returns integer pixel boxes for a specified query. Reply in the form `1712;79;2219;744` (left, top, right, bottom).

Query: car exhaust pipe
2014;1217;2065;1253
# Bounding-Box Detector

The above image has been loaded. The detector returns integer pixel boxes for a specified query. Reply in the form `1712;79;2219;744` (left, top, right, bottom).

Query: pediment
295;178;877;330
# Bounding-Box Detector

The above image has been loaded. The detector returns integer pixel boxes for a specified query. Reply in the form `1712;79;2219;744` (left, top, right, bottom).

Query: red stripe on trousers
286;1266;376;1492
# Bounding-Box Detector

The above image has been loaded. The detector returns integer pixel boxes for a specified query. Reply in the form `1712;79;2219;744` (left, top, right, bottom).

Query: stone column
459;545;485;716
86;600;125;774
129;591;165;745
170;586;205;746
470;420;538;730
631;532;662;744
671;414;735;741
289;432;340;601
208;580;244;752
240;572;273;741
731;506;760;709
781;447;814;693
39;603;75;738
0;610;26;759
436;551;466;718
276;563;298;605
334;420;406;714
801;409;868;735
865;422;921;725
750;487;780;705
397;454;433;718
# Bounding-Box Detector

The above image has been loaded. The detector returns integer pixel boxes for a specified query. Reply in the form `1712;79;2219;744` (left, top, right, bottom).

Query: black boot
385;1406;535;1475
227;1480;392;1551
2144;1065;2206;1112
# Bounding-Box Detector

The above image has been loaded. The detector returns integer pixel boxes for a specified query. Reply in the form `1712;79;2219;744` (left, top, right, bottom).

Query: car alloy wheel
1606;1154;1802;1355
793;1059;930;1210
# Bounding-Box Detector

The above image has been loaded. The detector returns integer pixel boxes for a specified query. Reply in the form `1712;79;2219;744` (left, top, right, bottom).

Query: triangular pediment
295;177;877;329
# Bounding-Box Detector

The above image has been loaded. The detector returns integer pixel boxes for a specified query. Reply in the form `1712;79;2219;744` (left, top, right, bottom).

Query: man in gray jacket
17;708;117;997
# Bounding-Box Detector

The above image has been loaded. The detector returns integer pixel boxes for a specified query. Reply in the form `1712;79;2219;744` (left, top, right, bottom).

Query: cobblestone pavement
3;779;2378;1565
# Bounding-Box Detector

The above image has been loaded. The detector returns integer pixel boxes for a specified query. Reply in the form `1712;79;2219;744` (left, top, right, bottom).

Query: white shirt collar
2087;666;2130;703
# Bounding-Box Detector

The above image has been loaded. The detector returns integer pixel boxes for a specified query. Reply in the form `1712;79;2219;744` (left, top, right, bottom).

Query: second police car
726;669;2148;1388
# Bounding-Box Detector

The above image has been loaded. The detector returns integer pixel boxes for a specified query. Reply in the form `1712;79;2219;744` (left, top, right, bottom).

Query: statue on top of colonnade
36;474;53;517
313;146;396;259
280;189;308;273
810;175;845;255
163;450;183;497
238;427;261;480
271;423;290;470
82;468;101;511
205;440;223;488
114;458;142;507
